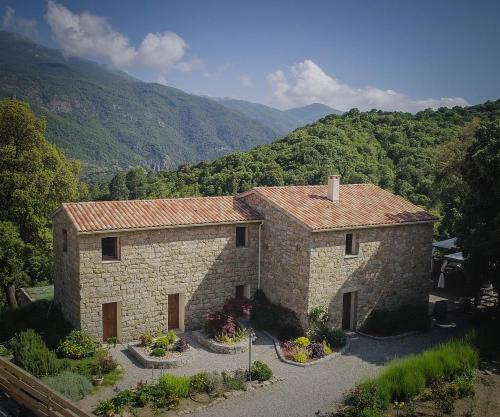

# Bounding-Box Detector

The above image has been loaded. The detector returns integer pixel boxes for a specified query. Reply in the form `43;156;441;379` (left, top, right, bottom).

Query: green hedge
343;335;479;415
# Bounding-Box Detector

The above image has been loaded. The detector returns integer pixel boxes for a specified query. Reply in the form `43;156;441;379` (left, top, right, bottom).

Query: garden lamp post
248;327;255;382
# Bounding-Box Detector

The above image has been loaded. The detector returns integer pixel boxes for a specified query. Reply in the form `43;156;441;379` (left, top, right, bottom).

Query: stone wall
53;210;81;328
240;193;312;328
308;223;434;329
77;223;259;341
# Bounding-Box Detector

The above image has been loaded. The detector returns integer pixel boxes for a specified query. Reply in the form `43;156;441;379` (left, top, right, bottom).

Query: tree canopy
0;99;85;307
456;121;500;290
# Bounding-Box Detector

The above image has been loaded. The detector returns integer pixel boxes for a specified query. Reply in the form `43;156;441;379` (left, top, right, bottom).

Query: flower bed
274;306;348;365
94;362;277;417
194;298;252;354
191;330;250;354
128;330;193;368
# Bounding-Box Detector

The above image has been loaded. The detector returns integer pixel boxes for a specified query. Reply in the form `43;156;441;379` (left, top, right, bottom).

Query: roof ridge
63;195;237;206
253;183;373;190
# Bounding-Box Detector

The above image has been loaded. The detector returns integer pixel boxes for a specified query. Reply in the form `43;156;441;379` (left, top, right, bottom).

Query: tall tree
109;172;129;200
0;99;84;298
0;221;28;309
434;119;480;237
125;168;147;199
456;121;500;291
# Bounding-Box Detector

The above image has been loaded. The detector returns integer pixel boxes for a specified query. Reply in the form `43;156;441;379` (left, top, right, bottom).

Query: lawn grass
23;285;54;302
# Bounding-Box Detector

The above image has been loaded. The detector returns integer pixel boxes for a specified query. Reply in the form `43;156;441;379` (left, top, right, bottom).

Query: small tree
456;121;500;292
0;221;28;308
109;172;129;200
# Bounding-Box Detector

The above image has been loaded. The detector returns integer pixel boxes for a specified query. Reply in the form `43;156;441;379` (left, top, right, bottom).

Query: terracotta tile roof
60;196;263;233
241;184;436;231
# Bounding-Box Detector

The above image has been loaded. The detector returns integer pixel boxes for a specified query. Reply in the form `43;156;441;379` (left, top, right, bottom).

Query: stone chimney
327;175;340;202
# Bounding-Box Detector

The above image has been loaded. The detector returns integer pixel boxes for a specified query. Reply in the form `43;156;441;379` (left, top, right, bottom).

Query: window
345;233;360;256
235;285;245;299
102;237;119;261
62;229;68;253
235;226;247;247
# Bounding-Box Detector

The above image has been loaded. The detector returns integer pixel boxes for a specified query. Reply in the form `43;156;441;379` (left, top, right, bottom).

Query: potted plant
92;363;104;386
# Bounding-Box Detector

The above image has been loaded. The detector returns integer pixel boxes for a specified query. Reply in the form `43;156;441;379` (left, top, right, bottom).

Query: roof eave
76;218;264;235
311;218;437;233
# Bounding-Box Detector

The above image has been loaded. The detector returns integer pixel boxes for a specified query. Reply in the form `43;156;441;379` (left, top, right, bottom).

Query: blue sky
1;0;499;111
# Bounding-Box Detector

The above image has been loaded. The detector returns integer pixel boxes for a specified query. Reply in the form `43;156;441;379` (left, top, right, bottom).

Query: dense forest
91;100;500;238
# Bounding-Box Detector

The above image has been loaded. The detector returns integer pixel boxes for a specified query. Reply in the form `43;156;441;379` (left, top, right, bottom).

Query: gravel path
78;324;460;417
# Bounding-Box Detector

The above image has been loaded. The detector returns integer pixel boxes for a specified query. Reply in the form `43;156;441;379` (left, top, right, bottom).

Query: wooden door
168;294;180;329
102;302;117;341
342;292;352;330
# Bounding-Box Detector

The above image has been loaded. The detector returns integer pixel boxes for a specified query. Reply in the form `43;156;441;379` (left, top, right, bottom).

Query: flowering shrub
307;342;325;359
294;336;310;347
57;330;97;359
204;312;238;338
223;297;253;317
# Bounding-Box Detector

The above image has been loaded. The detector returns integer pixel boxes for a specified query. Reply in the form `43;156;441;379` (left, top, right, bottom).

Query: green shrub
294;336;310;347
454;369;475;398
0;345;11;356
10;329;63;377
111;389;135;414
154;336;171;349
42;371;93;401
151;347;166;357
250;361;272;381
190;372;210;393
93;348;118;375
158;374;191;398
94;400;115;417
140;331;153;347
0;300;72;349
431;380;456;414
322;329;347;348
362;305;431;337
57;330;97;359
166;330;177;344
222;369;247;391
206;371;226;394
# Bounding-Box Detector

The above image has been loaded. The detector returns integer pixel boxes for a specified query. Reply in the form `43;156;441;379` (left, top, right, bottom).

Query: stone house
53;176;436;341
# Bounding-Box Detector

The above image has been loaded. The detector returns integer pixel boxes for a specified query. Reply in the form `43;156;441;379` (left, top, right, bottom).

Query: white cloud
239;73;253;87
44;1;199;75
267;60;468;112
1;6;40;40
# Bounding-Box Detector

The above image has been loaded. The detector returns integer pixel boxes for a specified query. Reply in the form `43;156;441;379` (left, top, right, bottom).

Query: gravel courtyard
78;323;461;417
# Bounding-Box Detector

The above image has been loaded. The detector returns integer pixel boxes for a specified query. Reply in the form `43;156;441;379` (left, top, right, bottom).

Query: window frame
344;232;360;257
235;226;248;248
101;236;120;262
62;229;68;253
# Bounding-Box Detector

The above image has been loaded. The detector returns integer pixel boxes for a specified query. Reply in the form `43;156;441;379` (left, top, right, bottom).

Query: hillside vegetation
214;98;341;136
95;100;500;237
0;31;279;175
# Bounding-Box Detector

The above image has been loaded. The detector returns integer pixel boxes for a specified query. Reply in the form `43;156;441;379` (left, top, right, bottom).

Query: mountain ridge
0;31;280;175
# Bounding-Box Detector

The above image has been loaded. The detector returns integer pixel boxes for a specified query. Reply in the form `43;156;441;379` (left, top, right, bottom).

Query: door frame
167;293;185;332
341;290;358;330
102;301;121;342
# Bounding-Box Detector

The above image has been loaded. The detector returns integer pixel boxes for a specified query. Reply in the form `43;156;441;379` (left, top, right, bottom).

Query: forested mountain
214;98;341;136
95;100;500;236
284;103;342;125
0;31;278;175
